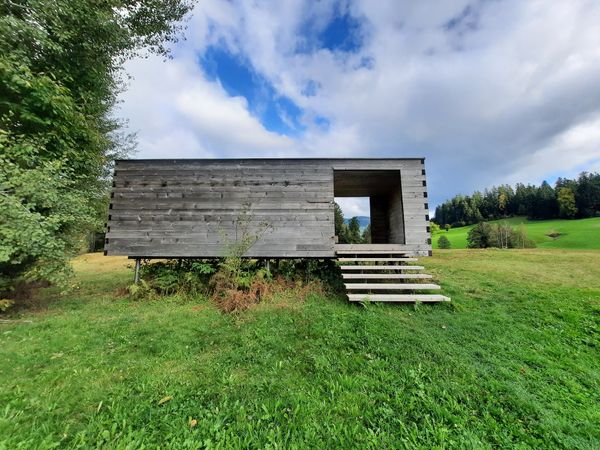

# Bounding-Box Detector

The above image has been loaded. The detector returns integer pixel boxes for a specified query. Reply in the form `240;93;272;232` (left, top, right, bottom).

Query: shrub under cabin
104;158;432;259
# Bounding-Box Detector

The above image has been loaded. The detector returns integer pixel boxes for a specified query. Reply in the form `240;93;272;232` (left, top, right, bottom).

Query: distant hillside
344;216;370;231
432;217;600;249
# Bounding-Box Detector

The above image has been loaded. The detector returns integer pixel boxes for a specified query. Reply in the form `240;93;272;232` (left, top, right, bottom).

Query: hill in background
433;217;600;249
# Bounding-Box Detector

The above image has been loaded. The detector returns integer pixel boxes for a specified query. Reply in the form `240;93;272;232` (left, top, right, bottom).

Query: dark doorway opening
333;170;405;244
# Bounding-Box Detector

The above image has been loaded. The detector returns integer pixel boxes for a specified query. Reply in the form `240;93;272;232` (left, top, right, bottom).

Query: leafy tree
576;172;600;217
333;201;350;243
0;0;192;293
362;223;371;244
510;224;536;248
444;224;451;232
467;222;493;248
437;235;451;249
467;222;535;249
557;187;578;218
347;217;363;244
532;181;557;219
489;222;512;249
430;221;441;234
334;202;345;237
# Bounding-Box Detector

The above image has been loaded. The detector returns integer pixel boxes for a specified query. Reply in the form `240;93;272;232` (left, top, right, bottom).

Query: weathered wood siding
105;159;336;257
105;158;432;258
388;187;405;244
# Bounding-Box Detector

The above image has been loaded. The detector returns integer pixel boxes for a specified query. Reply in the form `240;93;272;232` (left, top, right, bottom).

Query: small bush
438;235;451;249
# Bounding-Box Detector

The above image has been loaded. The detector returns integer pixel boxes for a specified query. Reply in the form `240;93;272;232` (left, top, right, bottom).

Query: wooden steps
337;257;418;262
335;244;412;252
335;250;409;255
340;265;424;270
345;283;441;290
336;248;450;303
342;273;432;279
347;294;451;302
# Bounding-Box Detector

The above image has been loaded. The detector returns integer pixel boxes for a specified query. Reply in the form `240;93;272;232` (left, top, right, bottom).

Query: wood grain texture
105;159;432;257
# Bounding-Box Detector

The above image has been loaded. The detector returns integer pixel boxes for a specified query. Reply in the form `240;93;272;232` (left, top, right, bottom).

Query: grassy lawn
433;216;600;249
1;250;599;448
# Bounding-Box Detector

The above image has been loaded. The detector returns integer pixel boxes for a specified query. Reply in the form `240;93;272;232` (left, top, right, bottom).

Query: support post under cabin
134;259;141;284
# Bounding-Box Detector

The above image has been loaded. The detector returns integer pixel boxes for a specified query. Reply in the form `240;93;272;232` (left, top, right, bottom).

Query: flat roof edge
115;157;426;162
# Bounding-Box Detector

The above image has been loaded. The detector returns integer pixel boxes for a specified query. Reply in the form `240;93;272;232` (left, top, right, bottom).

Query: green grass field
433;217;600;249
1;251;600;448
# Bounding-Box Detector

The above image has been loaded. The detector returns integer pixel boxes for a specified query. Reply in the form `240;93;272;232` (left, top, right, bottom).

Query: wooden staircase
336;248;450;303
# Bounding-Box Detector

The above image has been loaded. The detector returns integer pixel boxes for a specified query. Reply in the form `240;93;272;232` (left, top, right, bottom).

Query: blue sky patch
314;115;331;130
296;4;365;54
319;10;363;53
200;46;305;135
302;80;320;97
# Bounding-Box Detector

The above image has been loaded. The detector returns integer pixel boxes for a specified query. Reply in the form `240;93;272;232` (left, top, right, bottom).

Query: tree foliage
437;235;451;249
557;187;578;218
333;202;365;244
467;222;536;249
434;173;600;227
0;0;192;293
347;217;362;244
467;223;493;249
362;223;371;243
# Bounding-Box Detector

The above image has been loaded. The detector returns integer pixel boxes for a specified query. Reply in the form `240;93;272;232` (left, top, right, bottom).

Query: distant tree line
433;172;600;227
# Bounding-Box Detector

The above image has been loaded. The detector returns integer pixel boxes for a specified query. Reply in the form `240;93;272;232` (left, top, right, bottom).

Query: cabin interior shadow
333;170;405;244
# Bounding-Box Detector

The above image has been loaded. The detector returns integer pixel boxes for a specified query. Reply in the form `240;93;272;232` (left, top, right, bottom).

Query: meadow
432;216;600;249
1;250;599;449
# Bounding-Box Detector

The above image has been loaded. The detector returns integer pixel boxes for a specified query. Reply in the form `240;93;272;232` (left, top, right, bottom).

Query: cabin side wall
105;160;336;258
401;160;431;256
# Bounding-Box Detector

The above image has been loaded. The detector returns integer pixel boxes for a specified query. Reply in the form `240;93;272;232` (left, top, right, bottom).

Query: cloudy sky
117;0;600;217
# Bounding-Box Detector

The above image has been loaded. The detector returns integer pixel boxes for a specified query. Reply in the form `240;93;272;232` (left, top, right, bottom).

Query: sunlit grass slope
1;251;599;448
432;216;600;249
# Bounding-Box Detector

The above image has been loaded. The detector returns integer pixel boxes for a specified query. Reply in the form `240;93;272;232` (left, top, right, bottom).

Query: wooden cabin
105;158;450;302
105;158;432;259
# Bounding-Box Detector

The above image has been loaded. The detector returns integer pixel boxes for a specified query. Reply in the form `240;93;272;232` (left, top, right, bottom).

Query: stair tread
347;294;450;302
342;273;432;279
335;244;412;250
337;257;418;262
345;283;441;290
336;250;410;255
340;265;424;270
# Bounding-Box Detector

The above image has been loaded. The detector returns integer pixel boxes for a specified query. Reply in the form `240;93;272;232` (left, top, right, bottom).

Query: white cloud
117;53;294;158
336;197;370;217
506;114;600;184
116;0;600;207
